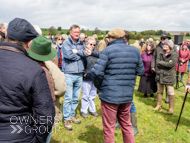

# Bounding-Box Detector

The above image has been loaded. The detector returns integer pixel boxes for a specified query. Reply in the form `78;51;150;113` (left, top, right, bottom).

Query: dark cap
161;33;171;39
7;18;38;42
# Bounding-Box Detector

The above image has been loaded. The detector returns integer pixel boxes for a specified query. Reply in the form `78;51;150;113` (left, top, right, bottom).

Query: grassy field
50;73;190;143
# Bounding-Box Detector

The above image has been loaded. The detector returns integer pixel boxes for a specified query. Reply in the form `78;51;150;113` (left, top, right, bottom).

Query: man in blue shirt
62;24;88;130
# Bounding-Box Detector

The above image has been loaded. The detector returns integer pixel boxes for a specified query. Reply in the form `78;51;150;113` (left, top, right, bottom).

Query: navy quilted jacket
0;42;55;143
91;39;144;104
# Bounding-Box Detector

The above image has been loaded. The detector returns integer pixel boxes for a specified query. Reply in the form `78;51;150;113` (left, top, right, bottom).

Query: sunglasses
57;39;63;41
161;38;166;40
90;43;95;46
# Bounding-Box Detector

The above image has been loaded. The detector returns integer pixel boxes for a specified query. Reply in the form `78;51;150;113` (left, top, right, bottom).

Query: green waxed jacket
154;49;178;85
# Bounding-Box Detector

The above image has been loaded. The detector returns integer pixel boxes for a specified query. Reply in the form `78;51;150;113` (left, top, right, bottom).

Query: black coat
0;42;55;143
83;55;98;81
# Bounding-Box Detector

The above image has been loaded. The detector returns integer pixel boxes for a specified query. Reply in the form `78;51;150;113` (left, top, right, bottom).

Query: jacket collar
160;50;173;57
0;42;28;55
68;35;82;45
108;39;126;46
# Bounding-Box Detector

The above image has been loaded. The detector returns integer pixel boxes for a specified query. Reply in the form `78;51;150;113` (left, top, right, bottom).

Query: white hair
80;33;85;37
0;23;8;30
33;25;42;35
134;40;139;44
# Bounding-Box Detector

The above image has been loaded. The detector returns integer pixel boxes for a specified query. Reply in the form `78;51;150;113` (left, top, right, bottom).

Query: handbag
89;56;102;89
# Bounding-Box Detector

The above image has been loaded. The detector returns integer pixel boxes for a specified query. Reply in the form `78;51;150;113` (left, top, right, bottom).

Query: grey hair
0;23;8;30
146;41;154;50
134;40;139;44
33;25;42;35
80;33;85;37
85;37;96;46
69;24;80;31
163;39;174;49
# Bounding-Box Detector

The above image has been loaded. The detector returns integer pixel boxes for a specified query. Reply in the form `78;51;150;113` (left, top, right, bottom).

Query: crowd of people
1;18;190;143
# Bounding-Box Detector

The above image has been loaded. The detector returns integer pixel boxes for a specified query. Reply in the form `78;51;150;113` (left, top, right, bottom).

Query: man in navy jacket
62;24;88;130
0;18;55;143
91;29;144;143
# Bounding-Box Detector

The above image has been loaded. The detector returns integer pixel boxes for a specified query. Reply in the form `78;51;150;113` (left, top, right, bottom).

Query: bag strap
89;56;95;65
0;46;25;54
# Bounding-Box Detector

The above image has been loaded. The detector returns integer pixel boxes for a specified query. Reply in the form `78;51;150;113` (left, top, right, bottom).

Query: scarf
56;42;63;61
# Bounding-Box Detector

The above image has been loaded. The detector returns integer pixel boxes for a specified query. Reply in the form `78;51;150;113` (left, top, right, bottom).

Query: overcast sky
1;0;190;31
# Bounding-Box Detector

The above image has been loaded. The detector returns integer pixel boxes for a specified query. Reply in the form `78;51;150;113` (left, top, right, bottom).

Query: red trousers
101;101;135;143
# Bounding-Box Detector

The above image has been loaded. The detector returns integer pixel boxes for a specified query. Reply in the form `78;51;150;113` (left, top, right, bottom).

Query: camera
180;62;183;66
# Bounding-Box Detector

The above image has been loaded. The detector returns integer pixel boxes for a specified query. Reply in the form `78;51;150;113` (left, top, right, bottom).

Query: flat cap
7;18;38;42
106;29;125;39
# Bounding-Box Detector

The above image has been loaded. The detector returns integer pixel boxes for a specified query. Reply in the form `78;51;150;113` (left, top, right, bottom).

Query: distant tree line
45;26;190;40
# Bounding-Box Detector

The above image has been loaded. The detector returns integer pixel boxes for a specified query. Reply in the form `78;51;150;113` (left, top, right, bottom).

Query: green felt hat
27;35;57;61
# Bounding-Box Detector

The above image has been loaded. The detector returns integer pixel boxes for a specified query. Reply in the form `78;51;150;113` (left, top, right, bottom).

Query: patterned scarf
56;42;63;61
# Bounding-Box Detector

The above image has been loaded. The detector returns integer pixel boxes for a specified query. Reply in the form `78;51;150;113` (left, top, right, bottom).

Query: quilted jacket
91;39;144;104
0;42;55;143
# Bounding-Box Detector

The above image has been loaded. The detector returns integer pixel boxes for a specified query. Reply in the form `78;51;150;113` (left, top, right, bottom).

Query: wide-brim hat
27;35;57;61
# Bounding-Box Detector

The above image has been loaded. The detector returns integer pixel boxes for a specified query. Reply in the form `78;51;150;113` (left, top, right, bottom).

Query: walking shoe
64;120;72;130
80;112;88;118
144;94;147;99
89;112;99;117
71;115;81;124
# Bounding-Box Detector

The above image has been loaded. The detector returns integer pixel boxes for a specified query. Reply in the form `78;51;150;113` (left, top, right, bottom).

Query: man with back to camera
62;24;88;130
91;29;144;143
0;18;55;143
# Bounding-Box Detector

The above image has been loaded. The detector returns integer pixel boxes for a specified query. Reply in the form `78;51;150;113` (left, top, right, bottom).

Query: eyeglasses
90;43;95;46
161;38;166;40
57;39;63;41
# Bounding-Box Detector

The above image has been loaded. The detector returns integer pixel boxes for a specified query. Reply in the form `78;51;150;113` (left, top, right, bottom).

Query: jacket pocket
162;75;175;84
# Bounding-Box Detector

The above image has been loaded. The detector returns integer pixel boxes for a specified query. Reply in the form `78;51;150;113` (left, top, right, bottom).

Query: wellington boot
153;93;163;111
168;95;175;115
131;112;139;136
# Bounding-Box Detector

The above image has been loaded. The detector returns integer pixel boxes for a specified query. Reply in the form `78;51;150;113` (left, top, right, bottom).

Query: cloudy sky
0;0;190;31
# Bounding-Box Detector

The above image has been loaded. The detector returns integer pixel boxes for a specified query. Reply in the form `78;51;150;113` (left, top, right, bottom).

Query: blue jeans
188;60;190;71
46;129;52;143
130;102;136;113
63;73;83;120
81;80;97;113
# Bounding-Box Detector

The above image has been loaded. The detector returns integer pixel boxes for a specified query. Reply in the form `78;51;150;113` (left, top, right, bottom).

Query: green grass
50;72;190;143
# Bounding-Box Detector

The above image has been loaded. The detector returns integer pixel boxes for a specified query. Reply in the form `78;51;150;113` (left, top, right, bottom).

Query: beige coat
97;38;108;51
45;61;67;125
132;43;142;53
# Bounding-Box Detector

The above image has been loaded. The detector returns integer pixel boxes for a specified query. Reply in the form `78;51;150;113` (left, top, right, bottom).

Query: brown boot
153;93;163;110
64;120;72;130
168;95;175;115
71;115;81;124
